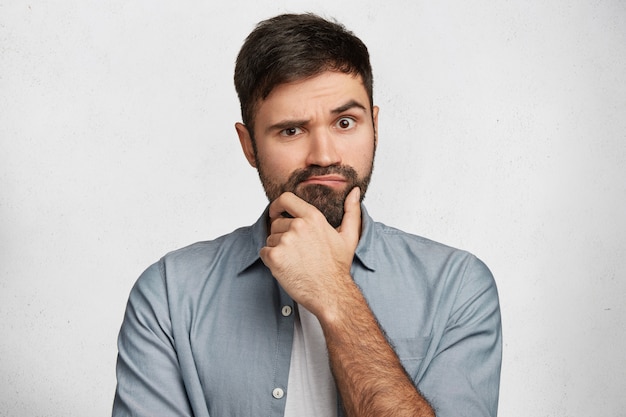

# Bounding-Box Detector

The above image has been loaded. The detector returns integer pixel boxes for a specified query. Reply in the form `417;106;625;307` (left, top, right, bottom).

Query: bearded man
113;13;502;417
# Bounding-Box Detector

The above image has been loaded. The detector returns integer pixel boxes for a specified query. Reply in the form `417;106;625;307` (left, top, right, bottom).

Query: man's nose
305;128;341;167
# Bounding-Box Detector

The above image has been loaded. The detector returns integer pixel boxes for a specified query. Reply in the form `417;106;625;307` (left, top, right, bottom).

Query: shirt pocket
391;335;432;381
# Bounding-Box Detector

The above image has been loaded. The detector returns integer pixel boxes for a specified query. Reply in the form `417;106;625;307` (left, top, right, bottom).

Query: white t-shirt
284;304;337;416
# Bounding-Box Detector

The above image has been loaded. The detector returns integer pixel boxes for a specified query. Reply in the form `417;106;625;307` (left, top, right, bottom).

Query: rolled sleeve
113;262;194;417
419;256;502;416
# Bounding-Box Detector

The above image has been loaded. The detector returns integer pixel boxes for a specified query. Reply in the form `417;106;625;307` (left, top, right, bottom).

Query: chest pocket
391;335;432;381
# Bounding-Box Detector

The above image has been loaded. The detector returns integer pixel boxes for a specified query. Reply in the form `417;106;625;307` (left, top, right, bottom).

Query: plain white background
1;1;625;416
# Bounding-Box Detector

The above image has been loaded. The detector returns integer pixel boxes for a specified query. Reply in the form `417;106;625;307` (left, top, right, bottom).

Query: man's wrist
316;275;365;330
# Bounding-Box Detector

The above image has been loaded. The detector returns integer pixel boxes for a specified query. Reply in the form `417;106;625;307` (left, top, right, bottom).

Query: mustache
282;165;358;191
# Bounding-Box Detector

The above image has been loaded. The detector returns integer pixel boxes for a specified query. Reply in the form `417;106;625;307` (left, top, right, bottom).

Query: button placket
270;287;294;415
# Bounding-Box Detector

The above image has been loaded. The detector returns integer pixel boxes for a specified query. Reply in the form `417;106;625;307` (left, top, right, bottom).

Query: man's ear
235;122;257;168
372;105;380;148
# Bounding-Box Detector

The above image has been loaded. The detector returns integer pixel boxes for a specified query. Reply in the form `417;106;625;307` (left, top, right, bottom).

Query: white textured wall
1;1;625;416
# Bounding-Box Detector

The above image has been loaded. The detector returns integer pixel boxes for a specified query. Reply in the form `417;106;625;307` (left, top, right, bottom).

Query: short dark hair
234;13;373;135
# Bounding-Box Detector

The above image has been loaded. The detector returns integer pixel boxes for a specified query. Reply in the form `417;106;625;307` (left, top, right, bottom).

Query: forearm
319;278;435;417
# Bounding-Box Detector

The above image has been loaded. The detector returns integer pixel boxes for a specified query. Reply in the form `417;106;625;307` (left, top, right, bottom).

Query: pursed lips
300;175;347;188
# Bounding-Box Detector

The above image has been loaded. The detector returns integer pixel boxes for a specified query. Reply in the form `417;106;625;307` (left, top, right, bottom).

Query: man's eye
280;127;303;136
336;117;356;130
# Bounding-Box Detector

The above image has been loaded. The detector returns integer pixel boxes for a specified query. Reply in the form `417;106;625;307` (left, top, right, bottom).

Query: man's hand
259;187;361;318
261;186;435;417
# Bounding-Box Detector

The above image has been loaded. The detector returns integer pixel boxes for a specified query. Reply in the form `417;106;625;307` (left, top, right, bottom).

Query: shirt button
272;388;284;399
281;305;292;317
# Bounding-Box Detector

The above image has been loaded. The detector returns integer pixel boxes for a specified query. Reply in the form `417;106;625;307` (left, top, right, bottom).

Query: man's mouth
299;175;347;188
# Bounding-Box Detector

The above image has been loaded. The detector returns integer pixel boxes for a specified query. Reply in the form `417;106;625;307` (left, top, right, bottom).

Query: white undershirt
284;304;337;417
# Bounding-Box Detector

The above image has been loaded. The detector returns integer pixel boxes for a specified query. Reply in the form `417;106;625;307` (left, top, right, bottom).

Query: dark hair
234;13;373;135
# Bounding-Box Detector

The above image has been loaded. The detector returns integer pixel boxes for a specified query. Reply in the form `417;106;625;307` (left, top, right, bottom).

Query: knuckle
290;218;308;233
265;248;283;264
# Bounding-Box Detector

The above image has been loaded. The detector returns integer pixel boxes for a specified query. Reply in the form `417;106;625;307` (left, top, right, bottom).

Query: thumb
339;187;362;246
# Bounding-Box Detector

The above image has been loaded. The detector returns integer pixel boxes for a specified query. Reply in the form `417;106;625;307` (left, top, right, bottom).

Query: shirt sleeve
419;255;502;417
112;261;195;417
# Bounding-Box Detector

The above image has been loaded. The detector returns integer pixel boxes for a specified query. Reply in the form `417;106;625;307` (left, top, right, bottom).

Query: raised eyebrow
265;119;309;134
331;100;368;115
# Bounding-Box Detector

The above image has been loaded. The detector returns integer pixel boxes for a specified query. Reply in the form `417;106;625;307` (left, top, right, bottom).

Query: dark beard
260;164;372;228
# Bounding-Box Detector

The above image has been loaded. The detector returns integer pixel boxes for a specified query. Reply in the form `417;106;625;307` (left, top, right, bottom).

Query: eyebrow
266;119;310;134
331;99;368;114
266;99;368;134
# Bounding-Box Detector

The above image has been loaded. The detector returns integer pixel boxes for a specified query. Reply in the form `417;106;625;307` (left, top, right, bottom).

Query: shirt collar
237;204;378;274
237;207;270;274
354;205;377;271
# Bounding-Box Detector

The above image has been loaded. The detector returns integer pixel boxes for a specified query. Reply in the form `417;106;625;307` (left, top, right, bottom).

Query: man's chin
295;184;348;228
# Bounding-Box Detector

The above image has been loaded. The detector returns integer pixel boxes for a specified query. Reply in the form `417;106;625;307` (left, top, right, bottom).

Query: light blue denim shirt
113;206;502;416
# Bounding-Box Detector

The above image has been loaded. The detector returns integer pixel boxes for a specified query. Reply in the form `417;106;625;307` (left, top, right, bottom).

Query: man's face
236;71;379;228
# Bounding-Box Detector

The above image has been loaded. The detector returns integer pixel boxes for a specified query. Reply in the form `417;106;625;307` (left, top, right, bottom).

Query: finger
259;246;271;265
269;217;293;234
265;232;284;247
268;192;314;222
338;187;362;246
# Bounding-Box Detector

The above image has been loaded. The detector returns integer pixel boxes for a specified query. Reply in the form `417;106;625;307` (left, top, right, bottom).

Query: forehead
253;71;369;123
